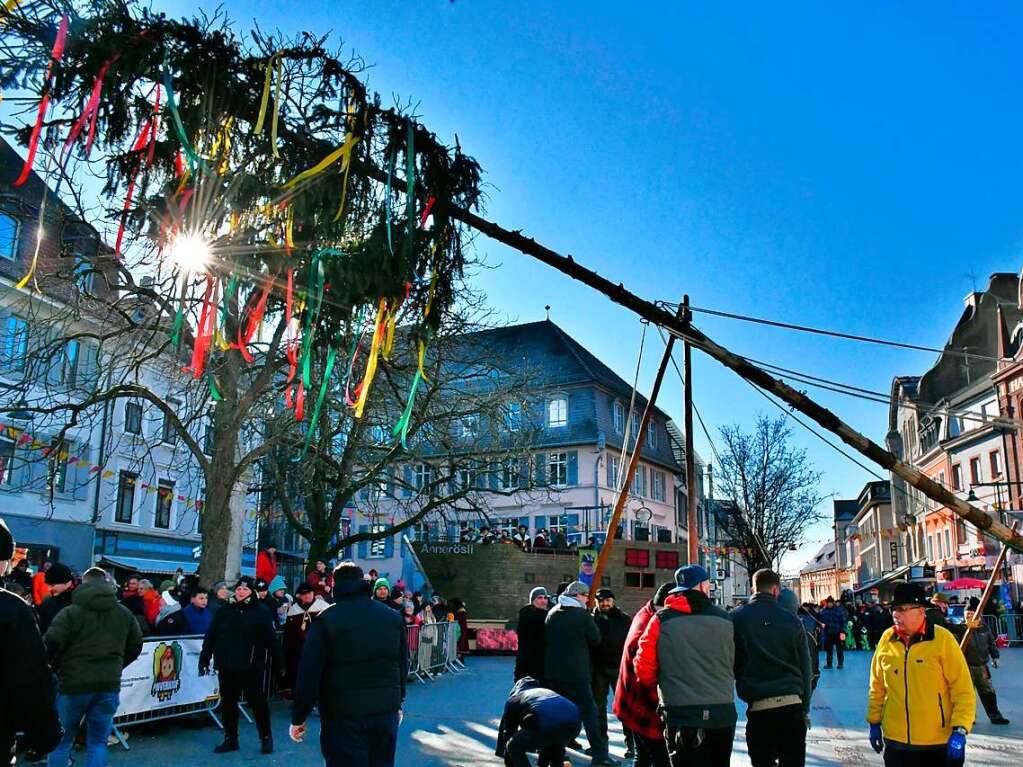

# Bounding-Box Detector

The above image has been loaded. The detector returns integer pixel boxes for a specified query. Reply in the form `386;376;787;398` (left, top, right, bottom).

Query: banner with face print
115;636;218;717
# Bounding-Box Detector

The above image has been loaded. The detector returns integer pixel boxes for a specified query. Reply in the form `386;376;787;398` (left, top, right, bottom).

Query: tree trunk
305;536;331;576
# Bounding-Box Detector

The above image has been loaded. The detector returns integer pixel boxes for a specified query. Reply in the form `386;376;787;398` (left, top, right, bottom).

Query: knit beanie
373;577;390;592
45;563;73;585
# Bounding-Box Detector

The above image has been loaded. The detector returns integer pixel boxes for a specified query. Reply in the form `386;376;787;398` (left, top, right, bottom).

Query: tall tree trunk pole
355;157;1023;553
959;521;1018;650
588;306;684;607
683;295;700;565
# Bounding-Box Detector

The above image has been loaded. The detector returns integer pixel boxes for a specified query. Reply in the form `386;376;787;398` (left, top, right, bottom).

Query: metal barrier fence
406;620;465;681
983;613;1023;645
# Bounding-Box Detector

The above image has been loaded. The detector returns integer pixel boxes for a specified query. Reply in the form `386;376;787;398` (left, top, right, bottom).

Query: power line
658;300;1001;363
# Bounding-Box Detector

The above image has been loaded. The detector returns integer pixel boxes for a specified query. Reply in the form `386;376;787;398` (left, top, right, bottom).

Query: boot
214;737;239;754
261;736;274;754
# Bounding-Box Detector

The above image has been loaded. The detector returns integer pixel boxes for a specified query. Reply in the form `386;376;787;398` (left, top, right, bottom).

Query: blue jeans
47;691;120;767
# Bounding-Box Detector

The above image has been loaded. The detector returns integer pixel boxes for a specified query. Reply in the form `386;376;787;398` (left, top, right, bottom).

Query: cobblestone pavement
105;648;1023;765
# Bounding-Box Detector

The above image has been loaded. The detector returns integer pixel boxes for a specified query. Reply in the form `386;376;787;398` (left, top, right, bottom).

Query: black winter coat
732;593;813;711
0;588;61;763
199;596;282;673
514;605;547;681
37;589;73;635
291;578;407;723
591;606;631;670
543;602;600;685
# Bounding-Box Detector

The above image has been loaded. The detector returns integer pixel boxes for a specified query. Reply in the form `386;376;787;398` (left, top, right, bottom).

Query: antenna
545;304;551;320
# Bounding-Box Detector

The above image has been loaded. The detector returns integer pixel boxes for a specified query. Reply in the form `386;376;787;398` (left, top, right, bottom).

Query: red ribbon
185;276;216;378
419;196;436;228
113;87;162;259
235;273;275;363
14;15;68;187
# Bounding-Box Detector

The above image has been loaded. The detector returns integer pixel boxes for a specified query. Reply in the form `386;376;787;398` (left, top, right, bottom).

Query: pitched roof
800;541;836;574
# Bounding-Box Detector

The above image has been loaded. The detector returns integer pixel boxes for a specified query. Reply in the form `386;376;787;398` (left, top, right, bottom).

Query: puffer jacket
732;593;812;711
819;605;848;636
867;622;975;747
199;595;283;672
44;580;144;694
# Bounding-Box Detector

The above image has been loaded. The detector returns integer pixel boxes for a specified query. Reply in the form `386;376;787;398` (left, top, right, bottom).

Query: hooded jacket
0;588;61;762
591;605;631;669
37;588;74;635
867;621;975;747
495;677;581;758
954;623;999;667
732;592;812;711
199;595;282;673
43;580;144;694
543;598;600;685
634;589;736;728
819;604;848;636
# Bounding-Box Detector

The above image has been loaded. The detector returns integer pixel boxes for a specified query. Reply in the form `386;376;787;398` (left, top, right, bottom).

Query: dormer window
613;400;625;434
548;396;568;428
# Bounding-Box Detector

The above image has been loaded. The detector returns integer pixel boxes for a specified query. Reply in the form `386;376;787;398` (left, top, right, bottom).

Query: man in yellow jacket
866;582;975;766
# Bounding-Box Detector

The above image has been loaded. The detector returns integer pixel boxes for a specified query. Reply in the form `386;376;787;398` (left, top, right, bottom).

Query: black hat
0;518;13;560
295;583;315;596
234;576;256;591
892;583;929;608
254;578;269;591
45;563;73;585
595;587;615;599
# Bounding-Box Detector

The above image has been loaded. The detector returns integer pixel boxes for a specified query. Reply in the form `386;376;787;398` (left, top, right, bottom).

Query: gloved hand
947;730;966;761
869;723;884;753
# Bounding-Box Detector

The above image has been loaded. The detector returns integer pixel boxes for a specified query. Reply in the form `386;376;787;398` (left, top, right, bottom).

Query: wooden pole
588;307;684;607
355;156;1023;554
684;296;699;566
959;521;1019;650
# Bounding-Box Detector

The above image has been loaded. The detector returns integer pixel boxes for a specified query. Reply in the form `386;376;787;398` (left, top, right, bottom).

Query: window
124;401;142;435
944;529;952;559
646;424;657;449
116;471;137;523
951;464;962;491
656;550;680;570
548;397;568;427
969;457;982;486
625;571;642;587
631;411;640;438
0;213;18;260
990;451;1003;478
632;465;647;497
625;548;650;567
613;401;625;434
48;440;69;494
927;534;935;560
0;438;13;485
499;459;519;491
162;402;179;445
504;402;522;432
73;256;93;294
1;315;28;373
956;519;967;549
938;471;946;488
607;456;620;489
414;463;434;490
652;471;666;502
459;414;478;438
155;480;173;529
458;466;477;491
548;452;568;486
368;523;387;558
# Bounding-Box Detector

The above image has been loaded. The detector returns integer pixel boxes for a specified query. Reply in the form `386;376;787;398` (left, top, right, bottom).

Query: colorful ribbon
13;15;67;187
353;299;386;419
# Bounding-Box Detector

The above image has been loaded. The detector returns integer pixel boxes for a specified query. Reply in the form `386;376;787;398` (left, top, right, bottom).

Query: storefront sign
419;543;475;555
116;637;217;717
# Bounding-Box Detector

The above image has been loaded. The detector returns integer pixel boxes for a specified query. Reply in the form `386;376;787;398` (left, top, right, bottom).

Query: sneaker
991;716;1010;725
823;664;833;669
260;736;274;754
837;665;844;670
592;758;621;767
568;740;585;751
214;739;239;754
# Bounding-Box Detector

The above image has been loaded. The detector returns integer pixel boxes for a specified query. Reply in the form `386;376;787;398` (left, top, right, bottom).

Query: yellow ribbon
353;298;386;419
418;339;430;383
253;54;277;135
283;133;359;190
270;56;282;158
332;132;359;222
382;306;397;360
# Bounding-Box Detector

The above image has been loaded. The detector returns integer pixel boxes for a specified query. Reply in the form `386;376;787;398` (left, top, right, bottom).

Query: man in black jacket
36;563;74;635
495;677;581;767
290;562;408;767
199;576;283;755
0;518;62;766
514;587;549;681
544;581;618;766
591;588;631;752
732;569;812;767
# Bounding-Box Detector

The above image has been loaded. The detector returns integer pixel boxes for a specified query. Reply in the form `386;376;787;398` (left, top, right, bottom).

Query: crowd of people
0;525;470;767
505;566;994;767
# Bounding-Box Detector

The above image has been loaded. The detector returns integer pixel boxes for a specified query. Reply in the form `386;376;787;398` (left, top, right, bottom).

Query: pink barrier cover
475;628;518;651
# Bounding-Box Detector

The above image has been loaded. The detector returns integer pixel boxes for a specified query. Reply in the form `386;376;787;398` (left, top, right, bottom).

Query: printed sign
116;636;218;718
579;547;596;587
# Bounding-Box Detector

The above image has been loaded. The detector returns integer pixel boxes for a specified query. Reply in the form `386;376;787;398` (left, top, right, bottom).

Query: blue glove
948;730;966;761
869;723;884;753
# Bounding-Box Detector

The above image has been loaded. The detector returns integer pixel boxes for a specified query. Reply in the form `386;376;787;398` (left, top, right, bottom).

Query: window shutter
534;453;545;484
72;444;92;501
9;439;31;490
402;465;413;497
567;451;578;485
384;534;395;558
535;515;548;531
518;516;529;528
606;458;614;488
357;524;369;558
45;333;63;386
77;342;99;391
25;434;49;492
488;468;499;491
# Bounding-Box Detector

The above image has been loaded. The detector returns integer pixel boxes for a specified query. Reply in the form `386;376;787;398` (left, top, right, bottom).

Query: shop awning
97;555;255;577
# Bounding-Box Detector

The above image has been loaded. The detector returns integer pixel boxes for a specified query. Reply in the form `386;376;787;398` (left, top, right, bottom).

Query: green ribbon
295;342;338;462
208;369;223;401
297;252;328;390
162;56;210;176
219;274;237;333
392;368;422;451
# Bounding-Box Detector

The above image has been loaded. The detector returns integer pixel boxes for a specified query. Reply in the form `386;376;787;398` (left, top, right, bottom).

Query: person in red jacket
256;544;278;584
32;561;52;606
305;560;333;601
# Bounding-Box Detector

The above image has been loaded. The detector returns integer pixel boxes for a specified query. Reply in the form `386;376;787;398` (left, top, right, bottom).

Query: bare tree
714;414;825;577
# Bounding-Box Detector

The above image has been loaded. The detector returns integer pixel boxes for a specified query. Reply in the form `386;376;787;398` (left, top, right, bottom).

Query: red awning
941;577;987;590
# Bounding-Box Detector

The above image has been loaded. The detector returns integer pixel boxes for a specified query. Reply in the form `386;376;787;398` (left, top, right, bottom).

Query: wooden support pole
355;155;1023;554
588;307;684;607
683;295;699;566
959;521;1019;650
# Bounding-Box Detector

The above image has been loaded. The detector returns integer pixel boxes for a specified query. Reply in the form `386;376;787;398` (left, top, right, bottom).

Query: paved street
107;649;1023;766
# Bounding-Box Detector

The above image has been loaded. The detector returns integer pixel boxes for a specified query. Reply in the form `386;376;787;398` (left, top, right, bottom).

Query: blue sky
53;3;1023;570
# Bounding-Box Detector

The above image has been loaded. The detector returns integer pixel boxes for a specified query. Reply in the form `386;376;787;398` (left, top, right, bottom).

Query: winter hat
653;582;673;607
268;576;287;594
390;586;404;601
969;596;981;610
373;577;391;592
159;579;175;593
0;518;13;560
529;587;548;602
234;575;256;591
295;583;315;596
595;587;615;600
671;564;710;594
562;581;590;598
778;588;799;615
254;578;269;592
45;563;73;585
892;583;929;608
